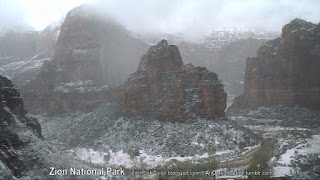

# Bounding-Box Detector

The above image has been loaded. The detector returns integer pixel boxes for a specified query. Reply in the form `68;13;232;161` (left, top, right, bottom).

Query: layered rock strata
22;5;149;113
230;19;320;110
121;40;227;122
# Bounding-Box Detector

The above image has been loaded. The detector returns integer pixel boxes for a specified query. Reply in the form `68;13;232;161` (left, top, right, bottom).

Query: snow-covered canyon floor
229;105;320;179
33;104;320;179
32;102;260;178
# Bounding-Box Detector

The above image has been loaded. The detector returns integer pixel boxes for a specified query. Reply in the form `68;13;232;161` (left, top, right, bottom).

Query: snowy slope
35;102;260;169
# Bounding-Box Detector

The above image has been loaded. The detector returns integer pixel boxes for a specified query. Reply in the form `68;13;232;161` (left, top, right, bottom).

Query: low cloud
1;0;320;40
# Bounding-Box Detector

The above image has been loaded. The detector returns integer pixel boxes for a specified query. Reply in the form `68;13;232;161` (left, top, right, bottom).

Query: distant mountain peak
282;18;316;38
203;28;279;50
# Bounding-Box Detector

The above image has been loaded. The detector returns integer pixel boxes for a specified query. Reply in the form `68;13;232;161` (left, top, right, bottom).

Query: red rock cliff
120;40;227;122
230;19;320;110
22;5;149;114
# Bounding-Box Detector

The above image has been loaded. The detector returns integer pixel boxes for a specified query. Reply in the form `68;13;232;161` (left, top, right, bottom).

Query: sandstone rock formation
22;5;149;114
0;23;59;60
0;23;60;88
50;5;148;86
0;75;42;178
120;40;227;122
230;19;320;110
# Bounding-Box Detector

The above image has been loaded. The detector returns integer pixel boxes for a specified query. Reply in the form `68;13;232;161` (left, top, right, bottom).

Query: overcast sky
1;0;320;35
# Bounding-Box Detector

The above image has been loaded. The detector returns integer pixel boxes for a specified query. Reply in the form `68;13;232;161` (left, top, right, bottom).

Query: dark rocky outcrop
22;5;149;114
0;75;42;178
230;19;320;110
120;40;227;122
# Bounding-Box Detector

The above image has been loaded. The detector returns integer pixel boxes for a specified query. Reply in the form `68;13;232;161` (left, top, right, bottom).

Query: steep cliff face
230;19;320;110
0;75;92;179
0;23;59;60
45;5;148;86
22;5;149;114
121;40;227;122
0;23;59;89
35;23;61;58
0;75;42;178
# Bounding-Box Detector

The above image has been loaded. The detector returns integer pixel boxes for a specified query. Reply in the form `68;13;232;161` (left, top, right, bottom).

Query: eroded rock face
230;19;320;110
48;5;148;86
22;5;149;114
0;23;59;89
0;31;37;59
121;40;227;122
0;23;58;60
0;75;42;178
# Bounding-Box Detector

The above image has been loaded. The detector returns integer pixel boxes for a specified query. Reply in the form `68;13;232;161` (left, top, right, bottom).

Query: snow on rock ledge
121;40;227;122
